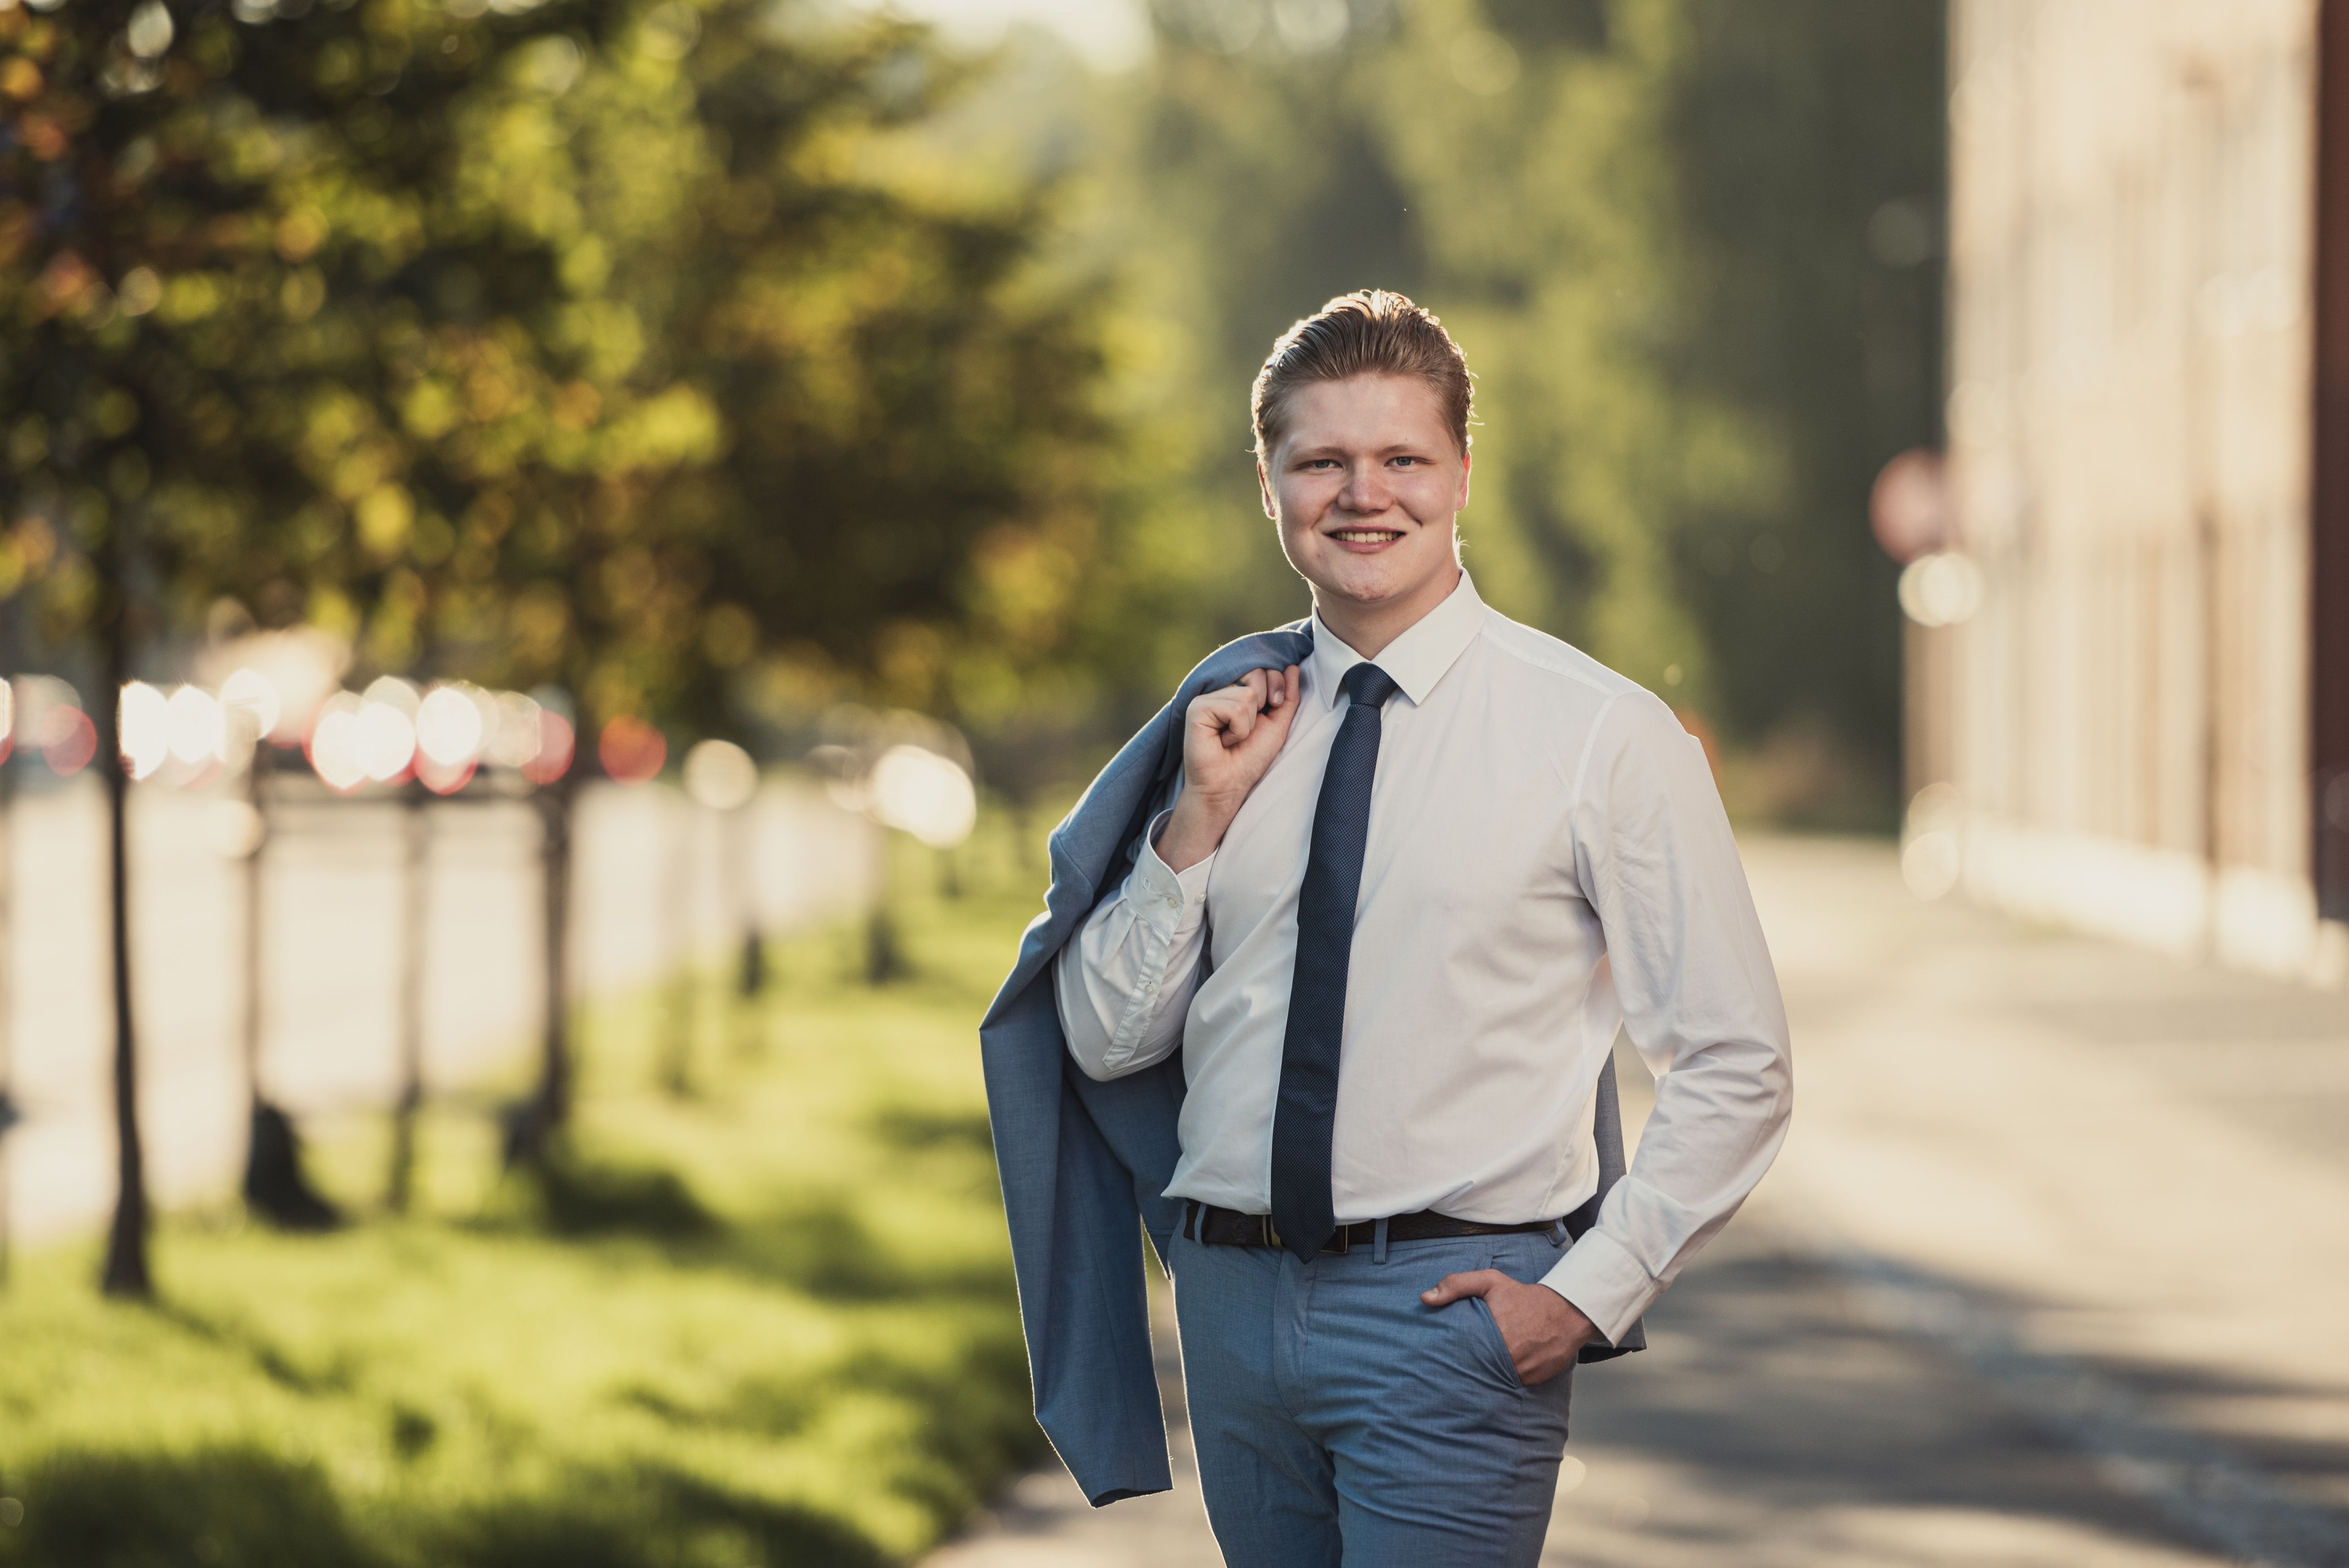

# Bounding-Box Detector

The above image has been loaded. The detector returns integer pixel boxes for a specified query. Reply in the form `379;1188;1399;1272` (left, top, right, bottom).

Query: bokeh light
599;716;667;785
359;677;420;783
417;685;486;767
1898;552;1982;628
870;744;976;849
166;684;224;766
201;629;346;742
522;710;575;785
220;667;284;742
307;693;369;793
683;738;758;811
489;692;544;770
1870;448;1950;565
119;682;171;781
358;703;418;783
40;701;95;776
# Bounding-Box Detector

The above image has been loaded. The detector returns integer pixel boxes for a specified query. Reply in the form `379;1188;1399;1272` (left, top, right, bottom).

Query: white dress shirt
1053;571;1792;1342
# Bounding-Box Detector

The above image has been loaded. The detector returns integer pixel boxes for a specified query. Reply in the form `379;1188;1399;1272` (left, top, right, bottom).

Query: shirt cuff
1538;1226;1661;1348
1133;811;1212;933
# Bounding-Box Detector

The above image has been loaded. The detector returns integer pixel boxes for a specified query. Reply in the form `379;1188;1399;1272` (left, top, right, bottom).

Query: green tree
0;0;675;1278
316;0;1121;1142
6;0;414;1290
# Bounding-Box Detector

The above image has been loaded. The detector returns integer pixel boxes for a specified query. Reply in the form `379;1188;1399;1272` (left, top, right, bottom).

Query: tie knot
1340;662;1399;711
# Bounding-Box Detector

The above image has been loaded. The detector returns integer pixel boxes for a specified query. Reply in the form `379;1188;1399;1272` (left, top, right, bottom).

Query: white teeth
1334;530;1401;542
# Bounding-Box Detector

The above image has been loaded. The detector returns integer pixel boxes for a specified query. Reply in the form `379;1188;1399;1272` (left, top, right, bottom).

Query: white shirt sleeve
1539;691;1795;1345
1053;810;1217;1082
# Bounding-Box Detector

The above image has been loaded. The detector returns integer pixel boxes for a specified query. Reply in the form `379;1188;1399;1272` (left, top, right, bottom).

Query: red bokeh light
418;753;477;796
42;705;96;776
1869;448;1950;565
522;711;574;786
598;716;666;785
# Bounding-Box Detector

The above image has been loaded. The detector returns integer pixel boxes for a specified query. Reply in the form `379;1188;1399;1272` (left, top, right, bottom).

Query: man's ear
1457;448;1474;512
1257;457;1278;522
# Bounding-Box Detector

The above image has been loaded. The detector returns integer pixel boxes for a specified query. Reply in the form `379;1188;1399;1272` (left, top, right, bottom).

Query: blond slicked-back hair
1250;290;1474;459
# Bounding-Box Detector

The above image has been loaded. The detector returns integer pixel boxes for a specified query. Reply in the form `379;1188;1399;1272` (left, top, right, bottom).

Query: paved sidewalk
927;835;2349;1567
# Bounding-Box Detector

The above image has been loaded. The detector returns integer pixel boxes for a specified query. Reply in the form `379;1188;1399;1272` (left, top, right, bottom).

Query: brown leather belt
1185;1201;1561;1255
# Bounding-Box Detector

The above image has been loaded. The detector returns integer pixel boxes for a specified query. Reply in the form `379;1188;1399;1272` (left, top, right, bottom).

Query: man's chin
1310;558;1450;610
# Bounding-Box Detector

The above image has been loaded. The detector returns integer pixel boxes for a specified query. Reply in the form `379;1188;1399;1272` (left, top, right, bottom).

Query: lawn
0;813;1056;1568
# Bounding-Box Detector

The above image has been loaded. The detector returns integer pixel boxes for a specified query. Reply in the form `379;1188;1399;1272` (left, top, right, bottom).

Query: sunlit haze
847;0;1148;70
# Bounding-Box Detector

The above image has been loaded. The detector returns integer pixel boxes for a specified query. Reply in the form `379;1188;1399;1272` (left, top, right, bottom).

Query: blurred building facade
1917;0;2349;980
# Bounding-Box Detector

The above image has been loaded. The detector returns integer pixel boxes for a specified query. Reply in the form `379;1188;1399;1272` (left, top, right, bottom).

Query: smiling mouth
1330;528;1405;545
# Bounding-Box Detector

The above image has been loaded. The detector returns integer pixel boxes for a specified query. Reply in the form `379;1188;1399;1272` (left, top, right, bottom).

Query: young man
983;290;1791;1566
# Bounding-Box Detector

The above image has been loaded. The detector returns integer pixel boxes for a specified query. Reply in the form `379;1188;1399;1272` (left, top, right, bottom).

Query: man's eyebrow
1286;439;1439;460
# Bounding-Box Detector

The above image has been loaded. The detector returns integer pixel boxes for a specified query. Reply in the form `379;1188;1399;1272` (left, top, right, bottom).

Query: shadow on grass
867;1105;995;1159
0;1448;381;1568
485;1128;1011;1306
440;1473;888;1568
146;1301;358;1398
683;1198;1013;1305
514;1142;722;1240
0;1448;892;1568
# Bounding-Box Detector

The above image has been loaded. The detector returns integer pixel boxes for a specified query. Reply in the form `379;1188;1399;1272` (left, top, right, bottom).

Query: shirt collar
1308;570;1485;711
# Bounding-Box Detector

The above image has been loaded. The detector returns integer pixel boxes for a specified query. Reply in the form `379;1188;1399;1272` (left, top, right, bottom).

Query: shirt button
1141;980;1156;992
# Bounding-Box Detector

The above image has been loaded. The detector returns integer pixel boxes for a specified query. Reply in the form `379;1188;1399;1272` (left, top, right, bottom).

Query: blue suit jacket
979;625;1645;1506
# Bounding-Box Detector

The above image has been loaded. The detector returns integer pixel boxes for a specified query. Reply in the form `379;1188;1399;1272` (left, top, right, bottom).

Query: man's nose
1337;461;1392;513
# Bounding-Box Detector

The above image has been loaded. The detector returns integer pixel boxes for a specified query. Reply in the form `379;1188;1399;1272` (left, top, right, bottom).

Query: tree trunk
387;785;429;1211
732;802;764;1060
658;792;693;1096
238;747;338;1232
239;751;267;1115
864;821;904;985
97;572;150;1299
508;775;576;1166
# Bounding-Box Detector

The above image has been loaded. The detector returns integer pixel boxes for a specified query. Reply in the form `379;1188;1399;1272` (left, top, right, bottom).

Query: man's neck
1313;565;1463;659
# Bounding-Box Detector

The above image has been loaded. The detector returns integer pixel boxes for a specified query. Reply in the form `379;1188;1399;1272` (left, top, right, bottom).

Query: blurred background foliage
4;0;1942;823
1040;0;1947;825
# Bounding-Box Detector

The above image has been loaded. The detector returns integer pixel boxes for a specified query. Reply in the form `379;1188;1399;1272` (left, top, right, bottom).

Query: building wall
1929;0;2343;977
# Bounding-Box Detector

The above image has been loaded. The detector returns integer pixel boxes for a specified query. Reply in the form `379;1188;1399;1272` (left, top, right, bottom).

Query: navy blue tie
1269;660;1401;1261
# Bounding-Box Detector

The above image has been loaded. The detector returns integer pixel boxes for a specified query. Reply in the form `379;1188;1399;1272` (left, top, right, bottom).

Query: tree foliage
1;0;1117;743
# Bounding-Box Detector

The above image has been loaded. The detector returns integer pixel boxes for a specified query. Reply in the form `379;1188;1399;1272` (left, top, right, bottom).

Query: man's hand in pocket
1422;1271;1597;1386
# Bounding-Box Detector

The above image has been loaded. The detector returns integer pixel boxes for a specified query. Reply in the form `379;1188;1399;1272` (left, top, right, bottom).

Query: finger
1420;1270;1502;1306
1270;665;1299;719
1222;701;1257;746
1188;690;1247;731
1240;669;1270;711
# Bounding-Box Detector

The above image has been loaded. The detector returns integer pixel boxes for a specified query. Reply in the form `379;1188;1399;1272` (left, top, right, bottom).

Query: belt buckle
1259;1215;1278;1249
1327;1224;1351;1256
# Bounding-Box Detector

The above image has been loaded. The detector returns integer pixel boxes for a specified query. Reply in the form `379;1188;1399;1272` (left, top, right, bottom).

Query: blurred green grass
0;815;1056;1568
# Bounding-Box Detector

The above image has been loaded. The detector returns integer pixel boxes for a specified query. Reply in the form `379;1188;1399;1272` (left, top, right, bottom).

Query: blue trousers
1168;1225;1576;1567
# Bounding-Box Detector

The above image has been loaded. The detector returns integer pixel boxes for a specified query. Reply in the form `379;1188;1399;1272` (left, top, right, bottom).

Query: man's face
1260;374;1469;616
